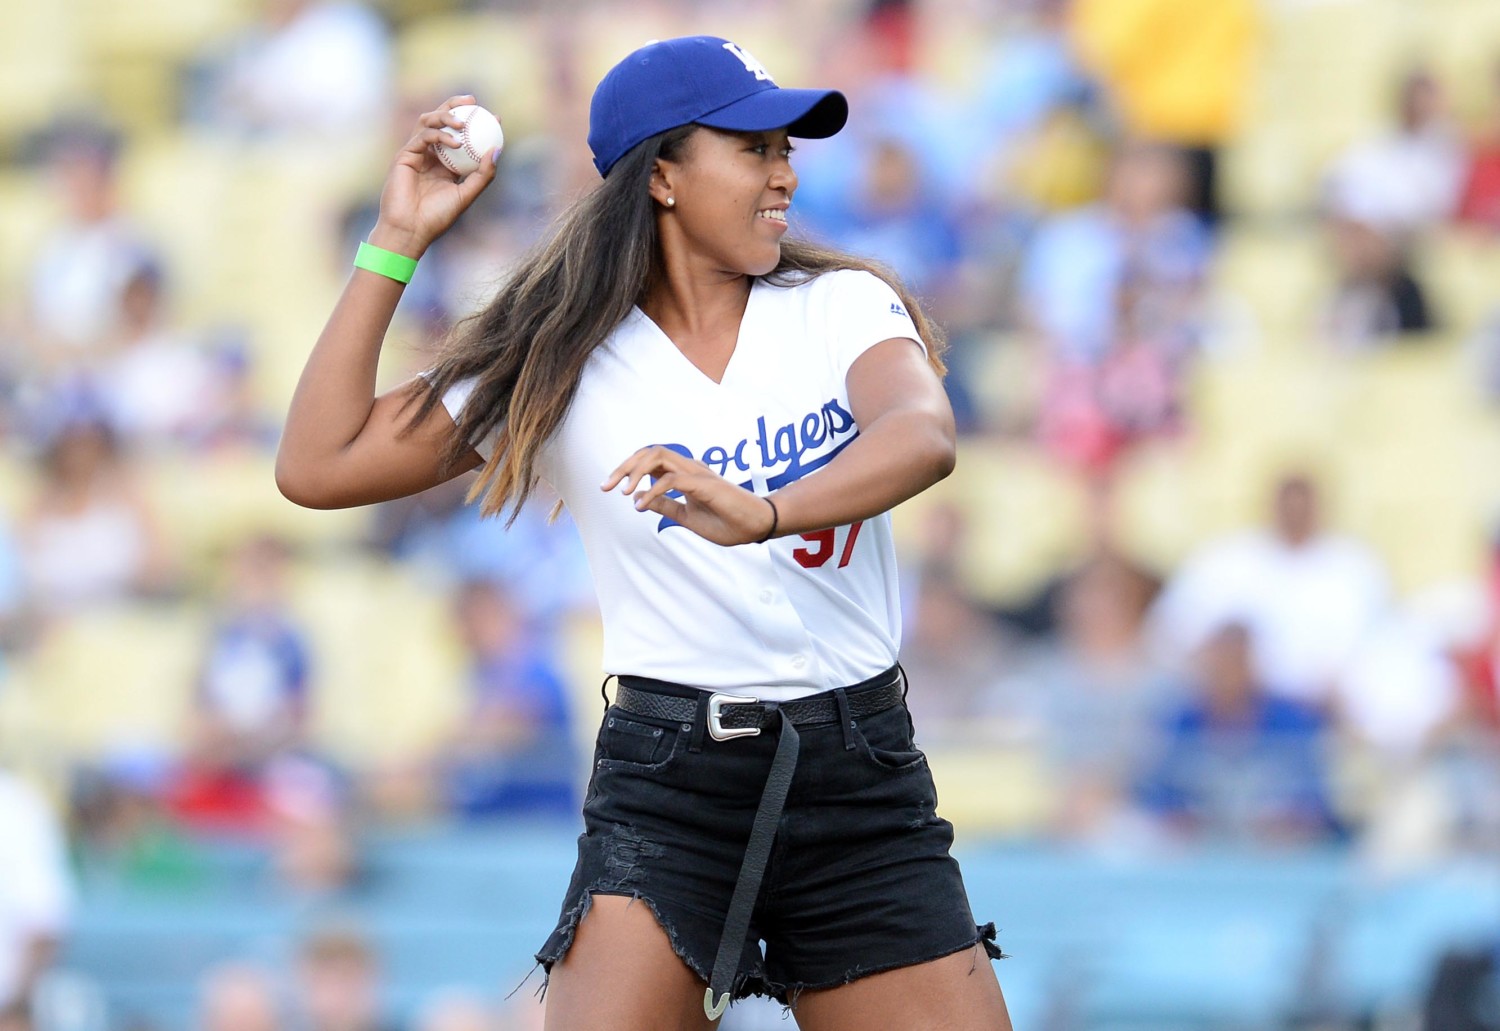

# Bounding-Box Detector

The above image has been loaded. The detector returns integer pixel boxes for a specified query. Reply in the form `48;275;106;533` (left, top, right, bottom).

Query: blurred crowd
3;0;1500;1027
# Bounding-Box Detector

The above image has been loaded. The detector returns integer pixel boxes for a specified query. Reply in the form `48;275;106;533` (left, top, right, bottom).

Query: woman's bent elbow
275;457;333;509
934;439;957;481
930;439;957;483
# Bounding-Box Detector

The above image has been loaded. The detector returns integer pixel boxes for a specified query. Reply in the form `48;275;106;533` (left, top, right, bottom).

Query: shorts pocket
596;711;686;773
851;704;927;772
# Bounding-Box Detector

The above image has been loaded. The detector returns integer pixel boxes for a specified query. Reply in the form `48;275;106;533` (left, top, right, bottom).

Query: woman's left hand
602;446;775;546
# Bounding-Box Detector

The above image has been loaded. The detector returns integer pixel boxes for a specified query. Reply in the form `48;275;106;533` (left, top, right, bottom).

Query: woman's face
654;127;798;277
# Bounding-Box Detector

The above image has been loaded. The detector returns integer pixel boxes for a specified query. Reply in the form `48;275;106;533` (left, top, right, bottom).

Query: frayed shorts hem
534;888;1005;1009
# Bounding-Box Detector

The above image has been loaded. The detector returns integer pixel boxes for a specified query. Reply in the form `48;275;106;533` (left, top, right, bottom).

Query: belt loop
834;687;856;751
687;691;709;753
599;674;616;714
895;662;909;702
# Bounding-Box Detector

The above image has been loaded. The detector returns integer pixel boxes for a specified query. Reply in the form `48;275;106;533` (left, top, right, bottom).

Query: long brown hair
406;124;947;522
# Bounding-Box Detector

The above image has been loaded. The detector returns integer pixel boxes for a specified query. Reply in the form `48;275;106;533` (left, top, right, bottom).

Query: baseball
433;104;504;177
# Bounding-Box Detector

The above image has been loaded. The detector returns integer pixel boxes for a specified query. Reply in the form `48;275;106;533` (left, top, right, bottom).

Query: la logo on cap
722;41;775;83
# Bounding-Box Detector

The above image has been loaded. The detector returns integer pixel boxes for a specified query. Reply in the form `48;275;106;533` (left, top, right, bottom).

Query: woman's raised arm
275;96;497;509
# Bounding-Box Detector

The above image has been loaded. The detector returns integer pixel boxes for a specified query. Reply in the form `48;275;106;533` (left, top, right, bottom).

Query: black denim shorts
535;666;1003;1005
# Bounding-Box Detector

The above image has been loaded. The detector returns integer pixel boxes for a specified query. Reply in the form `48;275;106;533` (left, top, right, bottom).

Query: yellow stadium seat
9;603;207;758
396;12;552;142
0;3;87;145
895;439;1090;606
1417;232;1500;335
287;557;467;762
1209;228;1331;346
0;172;65;304
926;744;1055;836
143;451;371;576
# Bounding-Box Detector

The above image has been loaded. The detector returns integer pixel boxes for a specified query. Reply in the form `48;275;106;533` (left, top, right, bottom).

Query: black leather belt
614;666;904;742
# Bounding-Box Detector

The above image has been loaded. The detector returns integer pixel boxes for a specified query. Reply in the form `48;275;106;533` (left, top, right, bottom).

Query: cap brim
695;88;848;140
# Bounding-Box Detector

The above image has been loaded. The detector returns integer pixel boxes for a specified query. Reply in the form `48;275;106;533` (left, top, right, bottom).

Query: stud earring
666;197;675;207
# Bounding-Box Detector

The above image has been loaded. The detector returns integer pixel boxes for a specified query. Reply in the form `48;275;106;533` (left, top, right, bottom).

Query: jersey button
790;654;808;670
759;589;775;604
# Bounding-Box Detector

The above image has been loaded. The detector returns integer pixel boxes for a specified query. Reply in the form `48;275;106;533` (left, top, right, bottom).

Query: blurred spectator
16;417;176;616
433;580;577;820
0;517;29;671
1334;608;1461;760
191;536;312;774
264;754;359;898
0;769;72;1021
24;122;159;363
1320;214;1436;348
1472;309;1500;405
1455;538;1500;731
1324;67;1465;237
988;550;1173;841
195;0;392;146
1456;60;1500;231
377;485;595;632
1134;622;1341;844
971;0;1096;167
1021;141;1209;361
198;961;284;1031
94;264;234;451
1019;141;1211;471
899;566;1012;738
898;505;1012;723
1070;0;1260;225
1422;940;1500;1031
1148;473;1390;708
800;135;962;303
69;749;203;890
292;926;395;1031
168;540;347;890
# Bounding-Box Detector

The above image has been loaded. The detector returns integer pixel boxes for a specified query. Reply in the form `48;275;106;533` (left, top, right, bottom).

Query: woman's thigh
543;893;719;1031
789;944;1013;1031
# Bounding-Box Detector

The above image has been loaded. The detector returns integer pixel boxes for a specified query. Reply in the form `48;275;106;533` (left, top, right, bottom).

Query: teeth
759;209;786;222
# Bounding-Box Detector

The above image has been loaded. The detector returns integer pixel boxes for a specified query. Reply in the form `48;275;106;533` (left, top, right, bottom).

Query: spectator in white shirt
0;770;72;1022
1323;67;1465;237
1148;474;1390;707
199;0;392;146
25;124;158;363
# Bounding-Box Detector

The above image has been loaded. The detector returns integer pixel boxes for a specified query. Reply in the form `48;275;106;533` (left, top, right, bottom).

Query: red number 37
791;521;864;569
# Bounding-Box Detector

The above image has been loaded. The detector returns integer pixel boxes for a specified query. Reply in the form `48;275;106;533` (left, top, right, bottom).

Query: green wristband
354;241;419;284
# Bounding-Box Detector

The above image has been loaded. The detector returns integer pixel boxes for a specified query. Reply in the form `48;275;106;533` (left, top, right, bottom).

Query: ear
649;157;676;208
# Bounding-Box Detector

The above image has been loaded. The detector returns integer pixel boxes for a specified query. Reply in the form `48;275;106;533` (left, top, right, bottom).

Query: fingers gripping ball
433;104;504;176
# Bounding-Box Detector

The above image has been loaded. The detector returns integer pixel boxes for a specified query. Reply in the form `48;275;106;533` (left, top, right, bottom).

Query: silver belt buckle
706;693;761;741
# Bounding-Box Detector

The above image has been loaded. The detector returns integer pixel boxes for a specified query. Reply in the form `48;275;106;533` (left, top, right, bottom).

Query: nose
770;157;797;198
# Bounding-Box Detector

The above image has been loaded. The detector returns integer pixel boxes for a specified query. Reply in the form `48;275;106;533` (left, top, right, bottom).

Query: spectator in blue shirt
1135;621;1343;844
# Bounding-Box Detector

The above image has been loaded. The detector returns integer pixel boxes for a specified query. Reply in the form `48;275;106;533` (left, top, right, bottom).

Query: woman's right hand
368;95;500;258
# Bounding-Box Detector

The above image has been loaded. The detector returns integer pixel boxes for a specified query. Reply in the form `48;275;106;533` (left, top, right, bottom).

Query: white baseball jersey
439;269;924;701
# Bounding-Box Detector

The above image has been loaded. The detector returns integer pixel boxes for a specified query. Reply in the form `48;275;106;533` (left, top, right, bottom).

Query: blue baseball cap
588;36;848;178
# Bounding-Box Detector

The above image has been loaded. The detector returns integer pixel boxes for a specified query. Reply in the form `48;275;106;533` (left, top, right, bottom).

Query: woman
278;35;1012;1031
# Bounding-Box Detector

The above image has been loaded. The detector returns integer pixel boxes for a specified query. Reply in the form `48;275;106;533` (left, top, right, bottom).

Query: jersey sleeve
419;372;564;487
827;270;926;379
421;371;497;462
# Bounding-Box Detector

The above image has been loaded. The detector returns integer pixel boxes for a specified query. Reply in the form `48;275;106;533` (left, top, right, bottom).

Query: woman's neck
638;266;752;344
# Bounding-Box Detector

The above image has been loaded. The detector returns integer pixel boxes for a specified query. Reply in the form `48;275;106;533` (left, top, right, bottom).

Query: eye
748;141;795;158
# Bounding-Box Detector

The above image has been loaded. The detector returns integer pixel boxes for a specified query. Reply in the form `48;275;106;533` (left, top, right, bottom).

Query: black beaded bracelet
757;495;779;543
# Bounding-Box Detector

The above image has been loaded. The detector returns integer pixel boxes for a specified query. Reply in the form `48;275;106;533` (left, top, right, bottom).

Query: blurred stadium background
2;0;1500;1028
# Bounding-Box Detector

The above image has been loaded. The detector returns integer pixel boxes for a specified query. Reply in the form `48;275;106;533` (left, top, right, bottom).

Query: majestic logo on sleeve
649;398;856;532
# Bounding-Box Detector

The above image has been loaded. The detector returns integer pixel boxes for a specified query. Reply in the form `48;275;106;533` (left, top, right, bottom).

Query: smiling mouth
757;209;787;224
